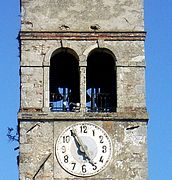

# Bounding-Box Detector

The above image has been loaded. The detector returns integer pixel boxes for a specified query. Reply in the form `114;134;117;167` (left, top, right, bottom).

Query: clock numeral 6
82;164;87;173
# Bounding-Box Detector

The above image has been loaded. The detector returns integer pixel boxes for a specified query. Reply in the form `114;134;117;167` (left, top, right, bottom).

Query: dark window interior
86;48;116;112
50;48;80;112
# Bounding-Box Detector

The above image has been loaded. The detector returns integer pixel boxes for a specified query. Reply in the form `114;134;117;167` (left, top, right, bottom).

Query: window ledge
18;109;148;121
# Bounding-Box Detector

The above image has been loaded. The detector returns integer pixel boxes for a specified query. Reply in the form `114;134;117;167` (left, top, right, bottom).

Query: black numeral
63;136;70;143
71;162;76;170
80;125;87;133
99;135;104;143
64;155;68;163
82;164;87;173
92;130;95;136
99;156;104;163
102;145;107;153
92;163;97;170
62;146;66;153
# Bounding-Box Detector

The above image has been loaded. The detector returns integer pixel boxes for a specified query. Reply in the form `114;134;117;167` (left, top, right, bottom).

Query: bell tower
19;0;148;179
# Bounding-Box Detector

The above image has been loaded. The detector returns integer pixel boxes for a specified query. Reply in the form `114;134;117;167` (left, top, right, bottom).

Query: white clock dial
55;122;113;177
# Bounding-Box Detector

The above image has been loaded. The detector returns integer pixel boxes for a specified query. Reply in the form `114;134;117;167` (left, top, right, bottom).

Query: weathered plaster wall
21;0;144;31
20;67;43;109
20;121;54;179
19;0;148;179
117;67;146;110
19;120;147;180
20;40;146;111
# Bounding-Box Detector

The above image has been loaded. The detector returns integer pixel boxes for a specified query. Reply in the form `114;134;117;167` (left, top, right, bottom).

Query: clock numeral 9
63;135;70;143
80;125;87;133
61;146;66;153
82;164;87;173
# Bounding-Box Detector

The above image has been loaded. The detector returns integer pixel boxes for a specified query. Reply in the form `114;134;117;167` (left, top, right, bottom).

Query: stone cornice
18;110;149;121
20;31;146;41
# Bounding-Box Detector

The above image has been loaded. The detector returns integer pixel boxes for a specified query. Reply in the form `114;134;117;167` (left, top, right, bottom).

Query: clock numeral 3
102;145;107;153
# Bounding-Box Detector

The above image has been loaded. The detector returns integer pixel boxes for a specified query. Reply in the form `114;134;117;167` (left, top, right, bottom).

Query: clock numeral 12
80;125;87;133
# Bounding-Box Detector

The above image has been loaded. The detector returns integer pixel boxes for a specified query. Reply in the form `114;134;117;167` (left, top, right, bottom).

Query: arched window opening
86;48;116;112
50;48;80;112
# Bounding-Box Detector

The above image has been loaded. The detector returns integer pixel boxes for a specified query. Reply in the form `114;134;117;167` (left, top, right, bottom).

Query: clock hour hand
71;129;94;165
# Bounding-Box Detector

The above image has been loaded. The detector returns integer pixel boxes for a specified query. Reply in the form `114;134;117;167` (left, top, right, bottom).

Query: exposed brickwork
20;32;146;41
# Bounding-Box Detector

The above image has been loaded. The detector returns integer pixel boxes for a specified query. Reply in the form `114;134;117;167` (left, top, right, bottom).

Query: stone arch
86;47;117;112
83;42;116;61
51;47;79;61
49;47;80;112
43;42;80;66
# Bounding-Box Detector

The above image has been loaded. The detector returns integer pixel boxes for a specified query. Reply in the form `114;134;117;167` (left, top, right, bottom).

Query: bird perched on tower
90;24;101;31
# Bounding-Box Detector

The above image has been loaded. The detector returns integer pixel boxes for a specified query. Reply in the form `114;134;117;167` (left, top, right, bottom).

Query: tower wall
19;0;148;179
20;40;146;112
21;0;144;31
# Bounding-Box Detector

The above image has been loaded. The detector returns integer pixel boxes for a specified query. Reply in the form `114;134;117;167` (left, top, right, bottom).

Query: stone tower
18;0;148;179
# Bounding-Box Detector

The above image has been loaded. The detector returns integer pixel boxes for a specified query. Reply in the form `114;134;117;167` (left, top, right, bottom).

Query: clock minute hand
71;129;94;165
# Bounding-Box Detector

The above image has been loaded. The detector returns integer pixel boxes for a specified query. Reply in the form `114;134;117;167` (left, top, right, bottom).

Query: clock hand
71;129;94;165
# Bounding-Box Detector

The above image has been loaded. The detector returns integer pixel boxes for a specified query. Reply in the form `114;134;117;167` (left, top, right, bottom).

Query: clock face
55;122;112;177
